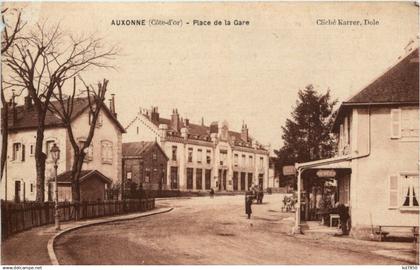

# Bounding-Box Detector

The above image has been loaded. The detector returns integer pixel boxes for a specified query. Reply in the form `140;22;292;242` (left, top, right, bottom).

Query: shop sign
283;165;296;176
316;170;336;178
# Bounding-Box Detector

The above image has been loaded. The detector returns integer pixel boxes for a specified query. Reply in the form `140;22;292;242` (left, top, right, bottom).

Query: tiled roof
56;170;112;184
122;141;155;156
156;117;248;144
333;48;419;132
7;98;125;133
345;48;419;104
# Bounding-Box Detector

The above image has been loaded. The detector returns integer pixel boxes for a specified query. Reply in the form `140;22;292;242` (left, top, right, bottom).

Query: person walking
209;188;215;198
245;192;253;219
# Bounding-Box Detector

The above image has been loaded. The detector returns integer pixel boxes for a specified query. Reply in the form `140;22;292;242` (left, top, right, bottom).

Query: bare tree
49;77;108;208
1;8;25;179
3;22;117;201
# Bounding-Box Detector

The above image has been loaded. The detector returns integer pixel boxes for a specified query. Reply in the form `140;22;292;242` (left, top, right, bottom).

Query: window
126;172;132;180
78;139;93;161
249;155;253;167
241;154;246;167
30;183;34;193
188;148;193;163
259;157;264;169
30;144;34;156
389;174;419;209
101;140;113;164
390;109;401;139
152;152;157;160
401;175;419;208
206;150;211;164
89;111;103;128
234;154;238;167
197;149;202;163
220;150;227;165
145;169;150;182
172;145;177;161
401;108;419;138
46;140;55;160
12;143;21;161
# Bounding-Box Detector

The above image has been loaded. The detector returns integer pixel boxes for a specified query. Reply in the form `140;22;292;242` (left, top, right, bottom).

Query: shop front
294;156;352;234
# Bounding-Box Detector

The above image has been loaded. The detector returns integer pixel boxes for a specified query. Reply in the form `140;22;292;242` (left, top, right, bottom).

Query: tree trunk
1;91;8;178
35;116;47;202
71;154;84;220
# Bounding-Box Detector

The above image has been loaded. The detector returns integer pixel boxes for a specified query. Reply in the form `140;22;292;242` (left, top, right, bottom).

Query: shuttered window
101;140;113;164
389;175;399;208
390;109;401;138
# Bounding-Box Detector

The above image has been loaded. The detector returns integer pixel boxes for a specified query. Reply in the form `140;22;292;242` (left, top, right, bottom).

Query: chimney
184;118;189;127
109;94;117;118
24;95;33;110
171;109;180;131
150;106;159;123
10;92;17;126
209;121;218;134
241;122;249;142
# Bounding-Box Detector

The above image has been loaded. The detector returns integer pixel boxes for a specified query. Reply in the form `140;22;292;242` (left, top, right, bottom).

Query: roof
122;141;168;160
160;117;245;140
7;97;126;133
56;170;112;185
333;48;419;131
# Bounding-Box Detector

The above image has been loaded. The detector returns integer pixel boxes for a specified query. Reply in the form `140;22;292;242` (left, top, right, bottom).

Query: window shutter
21;144;25;161
390;109;401;138
389;175;399;208
88;145;93;161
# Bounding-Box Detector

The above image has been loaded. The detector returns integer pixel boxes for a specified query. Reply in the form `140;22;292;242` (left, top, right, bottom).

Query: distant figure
335;202;350;235
245;192;253;219
209;188;215;198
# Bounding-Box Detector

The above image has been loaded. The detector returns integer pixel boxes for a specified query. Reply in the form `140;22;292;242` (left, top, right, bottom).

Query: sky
5;2;419;154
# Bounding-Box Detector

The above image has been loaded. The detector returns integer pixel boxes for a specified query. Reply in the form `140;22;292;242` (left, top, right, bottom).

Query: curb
47;207;174;265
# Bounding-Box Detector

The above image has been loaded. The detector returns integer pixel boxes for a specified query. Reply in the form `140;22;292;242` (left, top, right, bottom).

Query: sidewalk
1;207;173;265
295;231;419;264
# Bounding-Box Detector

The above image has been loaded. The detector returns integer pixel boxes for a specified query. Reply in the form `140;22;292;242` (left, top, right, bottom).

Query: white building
124;108;270;192
295;47;419;239
1;96;125;202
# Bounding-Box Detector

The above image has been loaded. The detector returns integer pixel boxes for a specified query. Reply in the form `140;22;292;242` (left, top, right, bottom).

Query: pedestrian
210;188;215;198
335;202;350;235
245;192;253;219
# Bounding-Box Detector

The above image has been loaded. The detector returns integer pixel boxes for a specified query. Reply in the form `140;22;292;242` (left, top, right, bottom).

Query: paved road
55;195;408;265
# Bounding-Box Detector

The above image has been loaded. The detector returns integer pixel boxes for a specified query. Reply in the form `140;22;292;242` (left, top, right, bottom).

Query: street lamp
50;143;61;231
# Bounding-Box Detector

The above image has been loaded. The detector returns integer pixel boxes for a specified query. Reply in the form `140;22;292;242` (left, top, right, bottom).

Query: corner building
124;108;270;192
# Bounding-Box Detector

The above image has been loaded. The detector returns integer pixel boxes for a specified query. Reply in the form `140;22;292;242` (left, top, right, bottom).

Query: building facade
124;108;270;192
1;96;125;202
122;141;168;194
295;47;419;238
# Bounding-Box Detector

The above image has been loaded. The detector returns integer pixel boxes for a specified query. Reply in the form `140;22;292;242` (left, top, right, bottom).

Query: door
241;172;246;191
247;173;253;190
233;172;238;191
258;174;264;188
205;170;211;190
170;167;178;189
223;170;227;190
14;181;21;202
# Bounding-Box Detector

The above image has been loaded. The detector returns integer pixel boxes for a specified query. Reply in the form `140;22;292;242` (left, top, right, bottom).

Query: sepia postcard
0;1;419;268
